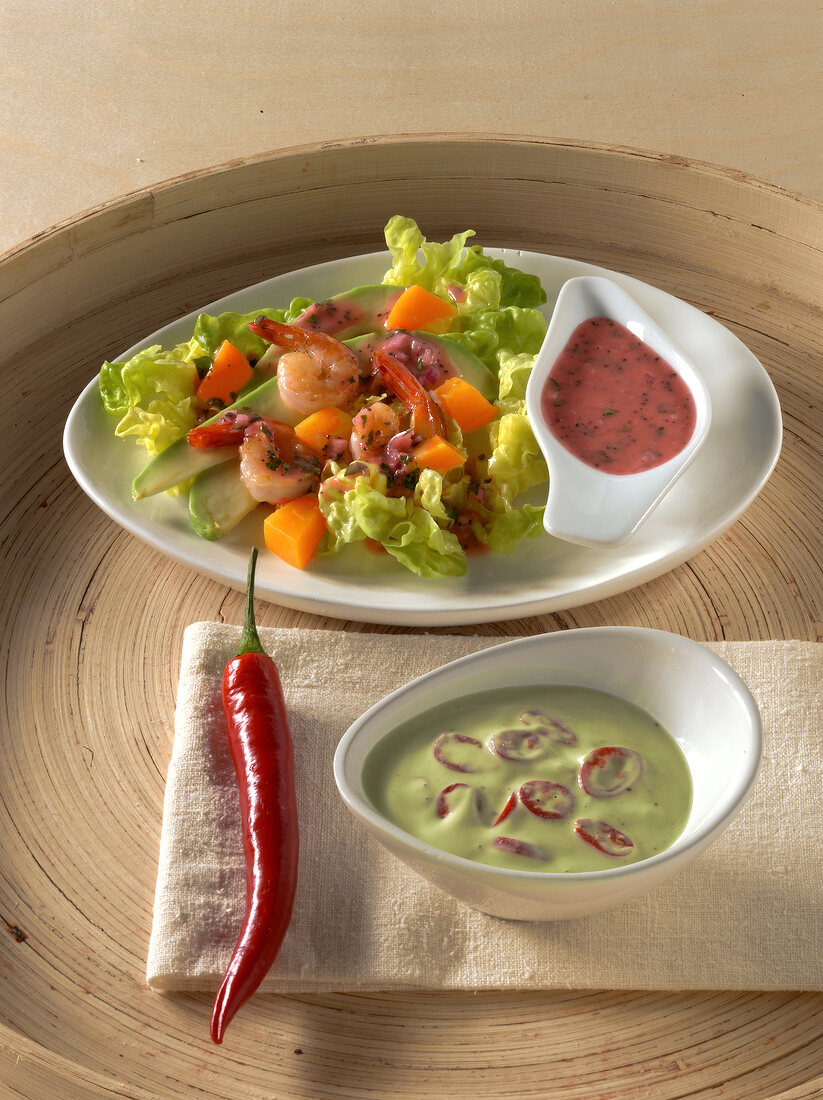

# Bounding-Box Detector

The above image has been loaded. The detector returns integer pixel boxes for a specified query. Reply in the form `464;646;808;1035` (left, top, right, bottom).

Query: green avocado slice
131;376;299;500
345;331;497;400
293;284;403;339
188;459;258;540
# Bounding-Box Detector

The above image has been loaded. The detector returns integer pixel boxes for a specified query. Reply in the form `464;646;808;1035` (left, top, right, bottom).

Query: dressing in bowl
525;276;712;547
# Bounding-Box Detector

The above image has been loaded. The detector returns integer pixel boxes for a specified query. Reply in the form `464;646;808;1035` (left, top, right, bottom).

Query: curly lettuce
485;349;549;503
444;308;546;378
318;464;467;579
382;215;547;378
99;342;201;457
381;216;476;294
382;215;546;310
192;300;312;359
372;217;550;571
97;300;312;461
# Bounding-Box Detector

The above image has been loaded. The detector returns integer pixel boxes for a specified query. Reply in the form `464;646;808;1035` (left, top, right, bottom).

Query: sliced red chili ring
432;731;486;773
492;790;517;826
436;782;481;818
489;727;551;763
519;708;549;728
519;779;575;820
493;836;545;861
520;709;577;745
545;718;576;745
574;818;634;857
579;746;644;798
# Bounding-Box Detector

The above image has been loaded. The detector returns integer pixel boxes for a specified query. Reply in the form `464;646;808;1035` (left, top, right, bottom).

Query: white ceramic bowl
334;628;761;921
525;276;712;548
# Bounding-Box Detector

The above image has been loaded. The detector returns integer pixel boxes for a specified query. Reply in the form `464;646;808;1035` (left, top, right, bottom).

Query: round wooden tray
2;136;822;1098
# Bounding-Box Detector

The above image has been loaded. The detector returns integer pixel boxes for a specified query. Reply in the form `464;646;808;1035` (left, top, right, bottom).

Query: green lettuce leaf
382;216;546;310
476;503;546;554
381;215;476;292
486;411;548;504
494;262;548;309
113;396;199;456
380;217;547;379
99;343;200;417
496;350;539;410
99;342;200;458
445;308;547;377
455;268;502;314
414;467;456;526
447;250;546;310
318;464;467;579
192;299;313;358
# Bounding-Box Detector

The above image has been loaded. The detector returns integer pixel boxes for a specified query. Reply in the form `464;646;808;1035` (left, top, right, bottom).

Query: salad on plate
98;217;550;579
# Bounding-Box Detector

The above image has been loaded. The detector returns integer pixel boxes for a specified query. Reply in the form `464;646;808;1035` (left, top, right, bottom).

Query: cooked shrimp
372;347;447;439
187;411;259;449
239;418;321;505
349;401;401;463
248;318;363;417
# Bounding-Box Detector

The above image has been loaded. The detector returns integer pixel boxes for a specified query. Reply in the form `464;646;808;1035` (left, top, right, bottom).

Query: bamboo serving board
1;136;822;1099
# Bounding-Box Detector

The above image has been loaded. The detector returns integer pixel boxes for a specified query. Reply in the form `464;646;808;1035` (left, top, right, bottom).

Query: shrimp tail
372;347;447;439
249;318;358;363
248;317;298;348
187;421;247;449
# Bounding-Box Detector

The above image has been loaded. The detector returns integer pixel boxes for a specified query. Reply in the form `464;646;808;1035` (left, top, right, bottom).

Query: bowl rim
333;626;763;884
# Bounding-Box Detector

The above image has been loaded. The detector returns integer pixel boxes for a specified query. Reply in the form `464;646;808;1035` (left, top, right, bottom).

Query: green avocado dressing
362;685;693;873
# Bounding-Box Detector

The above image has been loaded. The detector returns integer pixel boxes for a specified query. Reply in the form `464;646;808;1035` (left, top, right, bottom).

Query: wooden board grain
1;136;822;1098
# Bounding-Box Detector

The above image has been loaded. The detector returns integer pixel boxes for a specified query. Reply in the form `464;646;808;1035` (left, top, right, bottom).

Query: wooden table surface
2;0;822;254
2;4;823;1099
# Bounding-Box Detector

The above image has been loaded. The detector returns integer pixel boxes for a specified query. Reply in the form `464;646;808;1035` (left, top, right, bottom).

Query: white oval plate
63;249;782;626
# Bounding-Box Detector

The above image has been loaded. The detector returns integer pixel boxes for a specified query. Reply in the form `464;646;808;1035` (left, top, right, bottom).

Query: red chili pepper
210;548;299;1044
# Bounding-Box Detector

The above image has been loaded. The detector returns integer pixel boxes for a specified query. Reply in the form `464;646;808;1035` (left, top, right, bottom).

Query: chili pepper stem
237;547;266;657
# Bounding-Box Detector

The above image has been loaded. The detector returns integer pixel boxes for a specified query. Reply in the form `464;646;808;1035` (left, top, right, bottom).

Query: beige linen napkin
147;627;823;993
